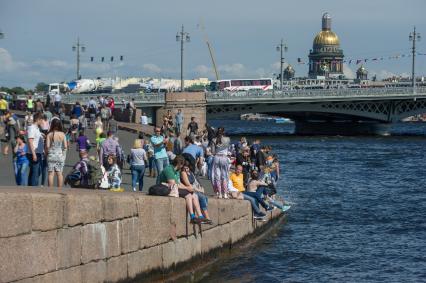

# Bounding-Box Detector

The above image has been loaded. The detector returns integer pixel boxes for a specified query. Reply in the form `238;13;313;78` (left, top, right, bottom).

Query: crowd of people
0;93;288;223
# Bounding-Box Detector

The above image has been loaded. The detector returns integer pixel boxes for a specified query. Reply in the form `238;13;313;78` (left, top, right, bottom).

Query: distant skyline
0;0;425;88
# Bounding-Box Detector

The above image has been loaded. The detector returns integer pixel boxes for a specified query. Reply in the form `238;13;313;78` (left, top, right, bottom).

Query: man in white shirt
54;92;62;113
140;112;148;125
27;112;45;186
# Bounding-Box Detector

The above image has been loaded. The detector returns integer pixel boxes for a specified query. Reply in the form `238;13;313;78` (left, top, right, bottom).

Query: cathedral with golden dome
308;13;344;78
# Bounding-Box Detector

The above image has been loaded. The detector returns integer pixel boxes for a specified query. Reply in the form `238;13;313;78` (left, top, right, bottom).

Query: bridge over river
61;87;426;135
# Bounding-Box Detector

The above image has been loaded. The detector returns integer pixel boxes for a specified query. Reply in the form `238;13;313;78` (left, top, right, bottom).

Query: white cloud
217;63;247;78
32;59;71;69
0;48;28;72
194;64;213;76
143;63;162;73
343;64;355;79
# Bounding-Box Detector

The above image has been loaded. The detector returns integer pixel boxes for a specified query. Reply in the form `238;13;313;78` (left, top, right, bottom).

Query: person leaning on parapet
150;126;169;179
187;116;198;137
157;155;205;224
175;109;184;135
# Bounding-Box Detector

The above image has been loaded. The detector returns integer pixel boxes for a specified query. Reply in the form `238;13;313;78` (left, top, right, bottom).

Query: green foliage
35;82;49;92
0;86;28;94
186;83;207;91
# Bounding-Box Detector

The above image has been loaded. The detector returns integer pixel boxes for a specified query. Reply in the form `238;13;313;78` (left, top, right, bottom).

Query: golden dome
313;30;340;46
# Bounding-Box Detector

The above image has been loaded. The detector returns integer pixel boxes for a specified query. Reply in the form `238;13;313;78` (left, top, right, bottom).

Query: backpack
65;169;82;188
87;159;103;188
148;183;171;196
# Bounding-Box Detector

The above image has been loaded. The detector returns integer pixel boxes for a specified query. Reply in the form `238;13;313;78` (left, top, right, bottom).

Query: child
70;115;80;142
106;154;123;191
76;131;91;152
14;135;29;186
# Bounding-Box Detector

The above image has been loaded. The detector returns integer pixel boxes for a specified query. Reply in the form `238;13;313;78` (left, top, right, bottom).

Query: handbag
168;183;179;198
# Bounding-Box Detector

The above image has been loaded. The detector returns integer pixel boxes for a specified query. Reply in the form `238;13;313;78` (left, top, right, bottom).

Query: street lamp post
72;37;86;80
0;29;4;39
276;39;288;90
409;27;421;93
176;25;190;92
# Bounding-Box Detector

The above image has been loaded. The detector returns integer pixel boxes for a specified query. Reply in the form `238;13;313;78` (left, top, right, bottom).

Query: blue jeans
243;194;263;216
206;155;213;180
40;157;48;186
155;157;169;183
196;191;208;211
16;162;29;186
131;165;146;191
243;191;269;210
27;153;42;186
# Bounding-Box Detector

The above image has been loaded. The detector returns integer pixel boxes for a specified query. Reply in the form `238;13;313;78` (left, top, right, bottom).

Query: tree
10;87;26;94
35;82;49;92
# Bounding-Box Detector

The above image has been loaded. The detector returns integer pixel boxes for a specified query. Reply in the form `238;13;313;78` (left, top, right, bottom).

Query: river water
204;121;426;283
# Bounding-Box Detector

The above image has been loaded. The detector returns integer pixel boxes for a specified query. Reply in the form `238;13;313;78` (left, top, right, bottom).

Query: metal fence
60;93;165;105
205;87;426;101
22;87;426;105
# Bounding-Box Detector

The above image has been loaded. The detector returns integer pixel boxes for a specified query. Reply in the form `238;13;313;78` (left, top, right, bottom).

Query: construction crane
198;19;220;81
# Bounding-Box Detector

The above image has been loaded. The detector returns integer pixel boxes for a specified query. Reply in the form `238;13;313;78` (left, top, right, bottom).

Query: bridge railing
38;87;426;105
206;87;426;101
60;92;165;105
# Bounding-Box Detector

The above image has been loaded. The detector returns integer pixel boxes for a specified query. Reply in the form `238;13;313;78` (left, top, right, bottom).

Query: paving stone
17;266;82;283
201;198;219;232
102;194;137;221
137;195;171;248
231;217;252;244
32;193;64;232
0;192;32;237
232;199;251;220
105;221;121;258
201;226;223;254
161;240;176;270
57;226;81;269
218;200;234;225
64;193;103;226
170;197;188;239
120;217;140;254
106;255;128;283
81;260;106;283
127;245;162;279
0;231;57;282
81;223;108;263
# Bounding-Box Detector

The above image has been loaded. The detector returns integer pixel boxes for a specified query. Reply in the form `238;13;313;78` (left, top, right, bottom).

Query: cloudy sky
0;0;425;88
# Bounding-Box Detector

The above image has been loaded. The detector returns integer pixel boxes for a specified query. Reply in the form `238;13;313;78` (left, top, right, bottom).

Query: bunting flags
294;52;425;65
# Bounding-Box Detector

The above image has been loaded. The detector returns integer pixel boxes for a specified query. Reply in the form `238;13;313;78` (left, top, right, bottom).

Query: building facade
308;13;344;78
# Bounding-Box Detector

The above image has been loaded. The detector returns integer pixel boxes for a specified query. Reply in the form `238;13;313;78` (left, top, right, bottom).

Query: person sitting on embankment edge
157;155;207;224
229;165;267;220
180;160;213;225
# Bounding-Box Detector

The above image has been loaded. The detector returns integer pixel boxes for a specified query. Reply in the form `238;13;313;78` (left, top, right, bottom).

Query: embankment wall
0;188;283;283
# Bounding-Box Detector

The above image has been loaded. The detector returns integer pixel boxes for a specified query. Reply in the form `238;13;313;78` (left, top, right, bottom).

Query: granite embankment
0;188;284;283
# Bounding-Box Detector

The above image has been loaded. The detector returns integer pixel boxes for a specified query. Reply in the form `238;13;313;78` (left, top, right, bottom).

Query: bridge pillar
156;92;206;133
294;121;391;135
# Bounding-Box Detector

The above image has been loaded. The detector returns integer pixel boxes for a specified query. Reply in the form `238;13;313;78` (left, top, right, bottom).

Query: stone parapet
0;188;284;283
